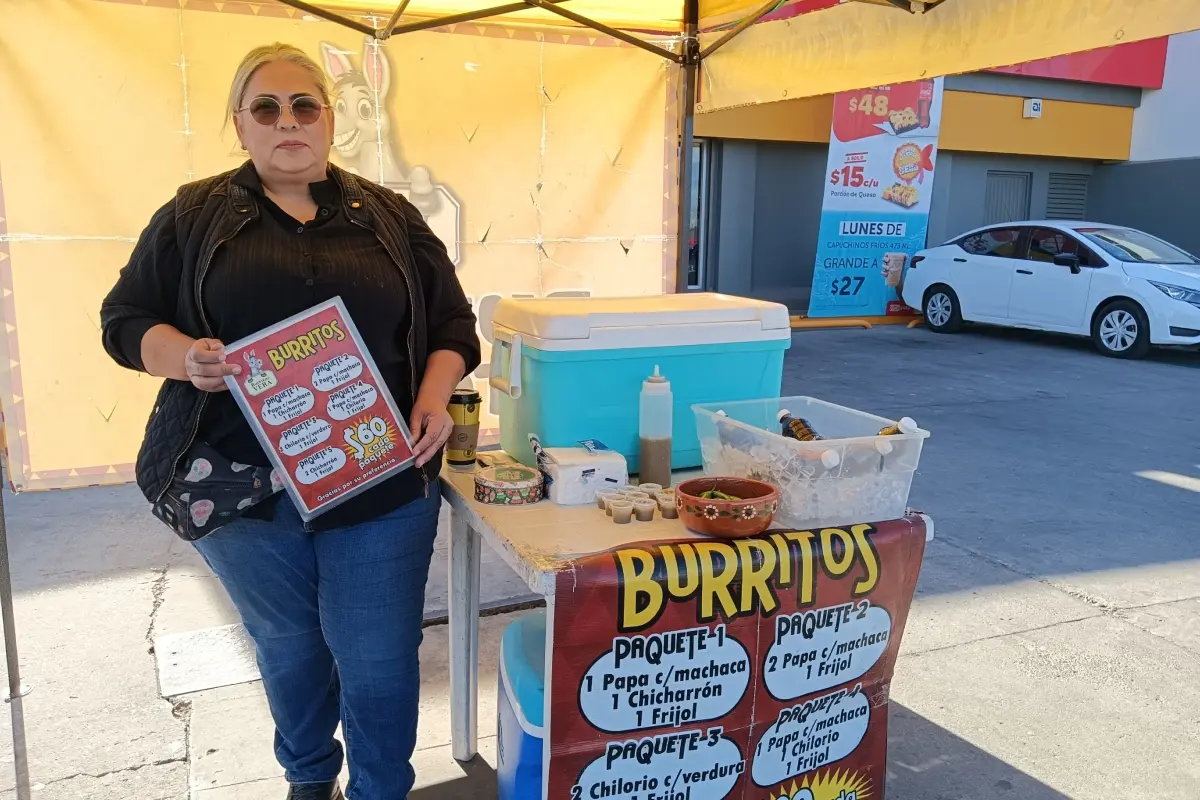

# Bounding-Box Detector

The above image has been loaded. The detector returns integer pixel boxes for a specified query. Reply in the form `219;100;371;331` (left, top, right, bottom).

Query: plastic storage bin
497;611;546;800
490;294;792;472
693;396;929;529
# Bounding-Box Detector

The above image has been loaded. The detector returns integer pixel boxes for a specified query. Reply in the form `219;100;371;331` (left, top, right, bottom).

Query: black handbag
151;440;283;541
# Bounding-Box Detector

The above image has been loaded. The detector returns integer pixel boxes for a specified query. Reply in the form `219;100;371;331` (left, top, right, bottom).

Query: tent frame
272;0;782;292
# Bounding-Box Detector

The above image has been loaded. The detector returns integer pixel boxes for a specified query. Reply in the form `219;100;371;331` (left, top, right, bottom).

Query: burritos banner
0;0;674;491
549;515;927;800
807;79;944;319
222;298;416;521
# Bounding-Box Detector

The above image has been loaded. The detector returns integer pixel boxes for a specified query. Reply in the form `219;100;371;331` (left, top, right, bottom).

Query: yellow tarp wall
0;0;674;490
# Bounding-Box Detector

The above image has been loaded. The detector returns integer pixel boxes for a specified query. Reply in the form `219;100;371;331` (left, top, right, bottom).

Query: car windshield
1078;228;1200;265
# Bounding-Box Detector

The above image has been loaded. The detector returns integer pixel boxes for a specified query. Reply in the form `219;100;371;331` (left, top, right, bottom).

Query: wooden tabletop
440;466;933;597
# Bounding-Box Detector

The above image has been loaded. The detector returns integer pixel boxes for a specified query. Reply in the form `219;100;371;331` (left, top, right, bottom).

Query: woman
100;43;480;800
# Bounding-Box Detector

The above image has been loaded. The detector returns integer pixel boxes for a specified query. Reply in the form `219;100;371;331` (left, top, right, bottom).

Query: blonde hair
226;42;332;125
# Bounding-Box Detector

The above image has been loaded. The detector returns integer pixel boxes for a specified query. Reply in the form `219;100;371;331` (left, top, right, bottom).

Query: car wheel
923;285;963;333
1092;300;1151;359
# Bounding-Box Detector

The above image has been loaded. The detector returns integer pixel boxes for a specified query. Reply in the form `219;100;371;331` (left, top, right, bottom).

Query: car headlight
1148;281;1200;308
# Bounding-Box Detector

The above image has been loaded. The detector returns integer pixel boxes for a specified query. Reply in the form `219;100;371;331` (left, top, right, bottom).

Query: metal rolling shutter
983;171;1032;224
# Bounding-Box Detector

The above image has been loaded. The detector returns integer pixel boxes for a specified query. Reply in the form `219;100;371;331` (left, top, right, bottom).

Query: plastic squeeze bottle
638;365;674;489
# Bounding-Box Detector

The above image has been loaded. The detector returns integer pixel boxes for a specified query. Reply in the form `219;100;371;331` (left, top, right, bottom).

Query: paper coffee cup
884;253;908;287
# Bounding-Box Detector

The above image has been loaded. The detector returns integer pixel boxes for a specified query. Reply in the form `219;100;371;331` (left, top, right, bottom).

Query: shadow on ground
410;756;496;799
404;703;1071;800
950;323;1200;368
887;703;1069;800
7;324;1199;607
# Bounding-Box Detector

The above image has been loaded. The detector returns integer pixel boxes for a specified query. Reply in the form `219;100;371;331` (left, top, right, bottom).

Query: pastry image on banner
808;78;945;319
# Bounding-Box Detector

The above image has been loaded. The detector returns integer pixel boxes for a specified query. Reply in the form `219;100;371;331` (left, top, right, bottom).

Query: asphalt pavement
791;323;1200;799
0;323;1196;799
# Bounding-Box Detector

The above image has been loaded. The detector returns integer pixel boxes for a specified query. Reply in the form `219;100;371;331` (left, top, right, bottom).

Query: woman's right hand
185;338;241;392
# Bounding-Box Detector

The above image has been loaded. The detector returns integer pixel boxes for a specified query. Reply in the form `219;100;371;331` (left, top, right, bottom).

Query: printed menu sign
807;79;945;319
223;297;415;521
549;517;927;800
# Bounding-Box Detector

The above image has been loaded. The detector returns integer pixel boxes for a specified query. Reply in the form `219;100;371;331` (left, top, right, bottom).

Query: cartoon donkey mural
319;41;594;390
319;40;462;265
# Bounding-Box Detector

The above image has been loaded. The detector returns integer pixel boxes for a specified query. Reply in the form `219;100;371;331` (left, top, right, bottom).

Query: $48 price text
847;93;891;117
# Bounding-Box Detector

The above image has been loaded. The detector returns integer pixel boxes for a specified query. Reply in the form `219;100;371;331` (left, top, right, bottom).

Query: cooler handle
488;333;523;406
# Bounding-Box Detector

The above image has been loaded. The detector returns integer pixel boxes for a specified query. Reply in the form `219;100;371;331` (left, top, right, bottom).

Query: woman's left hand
409;396;454;468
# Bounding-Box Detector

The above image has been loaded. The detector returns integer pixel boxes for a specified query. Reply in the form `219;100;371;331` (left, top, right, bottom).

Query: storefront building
687;33;1197;311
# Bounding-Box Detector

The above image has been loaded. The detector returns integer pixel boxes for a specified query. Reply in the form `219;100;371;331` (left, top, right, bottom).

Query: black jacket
100;162;481;505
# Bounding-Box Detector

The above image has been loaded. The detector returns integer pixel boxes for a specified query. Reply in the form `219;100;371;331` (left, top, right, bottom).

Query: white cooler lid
492;293;792;351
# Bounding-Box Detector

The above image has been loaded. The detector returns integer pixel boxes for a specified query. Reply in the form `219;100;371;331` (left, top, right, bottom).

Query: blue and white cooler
488;294;792;471
497;611;547;800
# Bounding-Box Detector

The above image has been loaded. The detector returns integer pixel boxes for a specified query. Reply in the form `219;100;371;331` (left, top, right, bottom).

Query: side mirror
1054;253;1082;274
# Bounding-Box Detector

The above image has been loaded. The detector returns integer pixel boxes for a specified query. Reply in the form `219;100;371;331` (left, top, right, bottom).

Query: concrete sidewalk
183;611;517;799
0;327;1197;798
0;483;530;800
1;483;1196;799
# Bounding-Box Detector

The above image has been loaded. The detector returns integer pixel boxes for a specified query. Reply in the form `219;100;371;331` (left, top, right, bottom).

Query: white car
901;221;1200;358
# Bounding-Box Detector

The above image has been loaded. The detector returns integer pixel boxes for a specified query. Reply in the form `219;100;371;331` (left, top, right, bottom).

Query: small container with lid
658;495;679;519
609;500;634;524
596;491;620;511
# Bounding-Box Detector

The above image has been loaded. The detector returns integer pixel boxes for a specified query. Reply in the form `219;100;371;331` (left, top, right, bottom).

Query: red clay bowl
676;477;780;539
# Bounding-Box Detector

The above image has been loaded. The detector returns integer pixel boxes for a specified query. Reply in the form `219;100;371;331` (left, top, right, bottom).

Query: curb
789;315;923;330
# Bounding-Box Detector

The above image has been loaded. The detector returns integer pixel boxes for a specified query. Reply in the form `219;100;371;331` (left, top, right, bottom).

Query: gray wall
708;144;1100;311
944;72;1141;108
711;140;827;310
1088;158;1200;256
926;152;1096;244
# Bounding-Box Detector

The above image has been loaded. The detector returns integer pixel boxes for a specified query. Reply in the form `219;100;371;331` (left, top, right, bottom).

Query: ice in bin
692;397;928;529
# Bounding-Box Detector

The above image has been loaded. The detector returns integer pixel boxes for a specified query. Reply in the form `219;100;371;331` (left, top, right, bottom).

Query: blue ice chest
497;611;546;800
489;294;792;472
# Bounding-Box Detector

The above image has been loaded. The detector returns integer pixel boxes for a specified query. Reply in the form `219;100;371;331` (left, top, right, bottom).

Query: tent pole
0;482;31;800
699;0;781;60
524;1;681;62
675;0;699;293
388;0;571;36
376;0;413;39
271;0;376;36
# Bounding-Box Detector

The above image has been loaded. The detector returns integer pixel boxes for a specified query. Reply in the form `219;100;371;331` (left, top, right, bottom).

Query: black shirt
120;168;432;529
101;161;481;531
201;169;412;466
218;168;429;528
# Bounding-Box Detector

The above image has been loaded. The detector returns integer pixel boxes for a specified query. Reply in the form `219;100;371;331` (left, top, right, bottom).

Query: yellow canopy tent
0;3;1198;796
0;0;1197;496
287;0;1200;289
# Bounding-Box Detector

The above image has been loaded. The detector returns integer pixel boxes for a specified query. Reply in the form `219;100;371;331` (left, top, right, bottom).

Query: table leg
448;508;481;762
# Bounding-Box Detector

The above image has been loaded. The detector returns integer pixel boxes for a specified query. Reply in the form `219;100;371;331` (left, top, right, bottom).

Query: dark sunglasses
238;95;326;126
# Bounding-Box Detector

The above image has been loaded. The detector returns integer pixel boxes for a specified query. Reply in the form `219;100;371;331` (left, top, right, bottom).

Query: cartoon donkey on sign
319;40;462;265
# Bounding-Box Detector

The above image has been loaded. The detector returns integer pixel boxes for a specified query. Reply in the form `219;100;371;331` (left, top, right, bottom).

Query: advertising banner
807;79;944;318
549;516;927;800
223;298;415;520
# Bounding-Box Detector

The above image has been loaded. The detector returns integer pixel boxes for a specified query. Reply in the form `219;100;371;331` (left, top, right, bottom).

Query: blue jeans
193;493;441;799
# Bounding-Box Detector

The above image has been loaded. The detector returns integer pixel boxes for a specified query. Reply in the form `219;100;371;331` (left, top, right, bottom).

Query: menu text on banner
548;517;928;800
223;298;416;521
